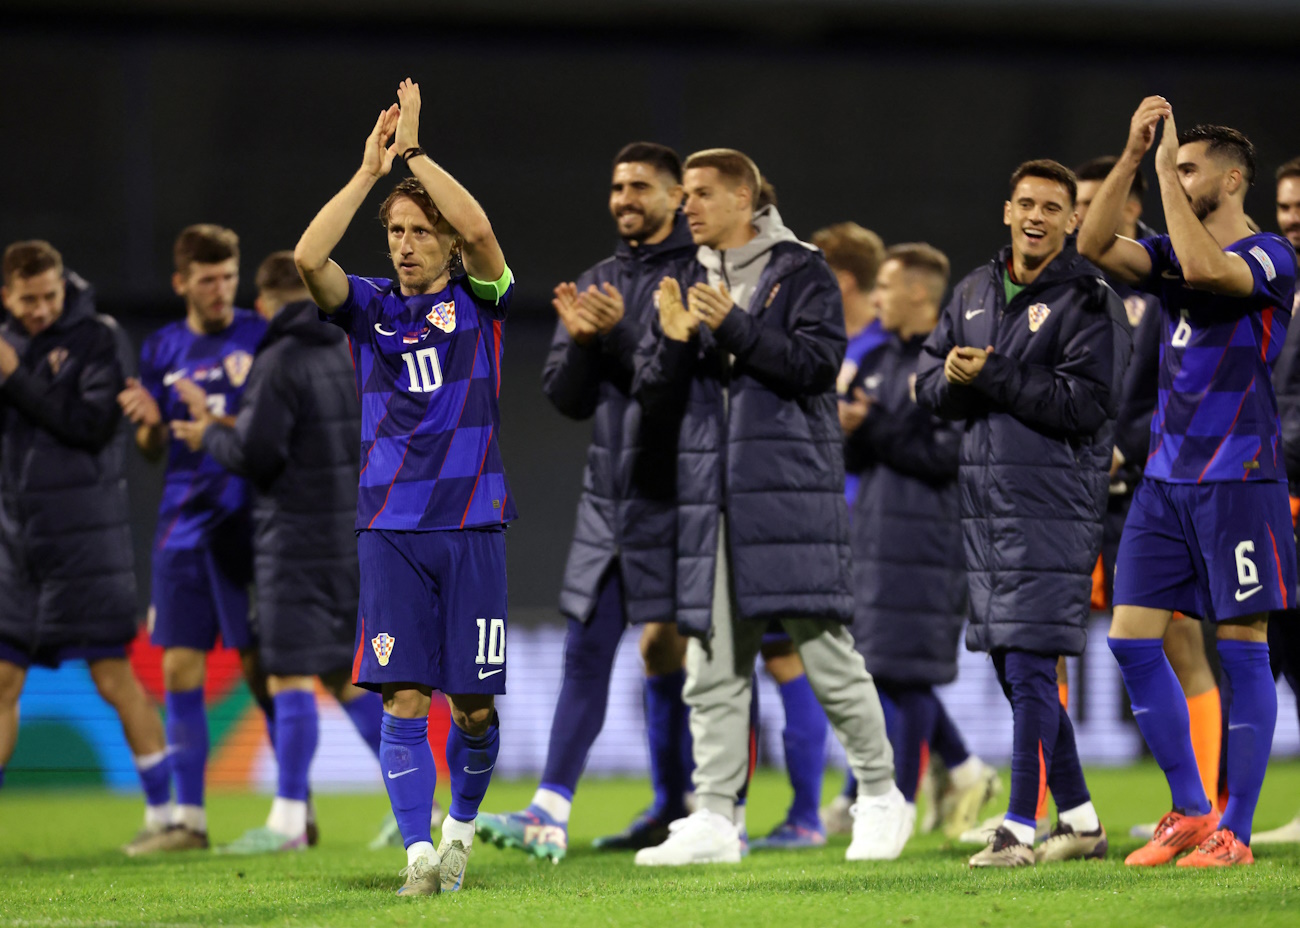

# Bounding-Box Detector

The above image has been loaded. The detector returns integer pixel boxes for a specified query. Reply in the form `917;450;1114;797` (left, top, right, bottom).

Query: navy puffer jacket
915;242;1130;657
542;216;696;625
0;275;137;650
846;333;967;684
634;242;852;636
202;301;360;675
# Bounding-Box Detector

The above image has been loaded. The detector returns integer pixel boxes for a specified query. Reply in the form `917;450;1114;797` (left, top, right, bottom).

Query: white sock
266;797;308;837
1002;817;1036;846
733;804;747;834
441;815;475;847
531;788;572;825
1058;801;1100;833
406;840;437;868
173;804;207;833
948;756;986;790
144;802;173;829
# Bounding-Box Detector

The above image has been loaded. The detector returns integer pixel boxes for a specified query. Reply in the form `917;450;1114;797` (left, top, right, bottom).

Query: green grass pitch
3;762;1300;927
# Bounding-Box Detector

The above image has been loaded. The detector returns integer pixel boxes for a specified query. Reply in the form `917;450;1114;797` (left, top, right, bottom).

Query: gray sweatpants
685;516;896;819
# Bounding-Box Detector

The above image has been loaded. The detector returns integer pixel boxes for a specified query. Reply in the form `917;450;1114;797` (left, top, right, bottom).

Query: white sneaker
958;813;1050;846
633;809;742;867
1251;815;1300;844
437;817;474;892
820;794;855;836
846;785;914;861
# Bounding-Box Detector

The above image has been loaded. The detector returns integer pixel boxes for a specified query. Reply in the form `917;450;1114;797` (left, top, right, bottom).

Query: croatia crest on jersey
426;300;457;333
223;350;254;387
1027;302;1051;333
371;632;395;667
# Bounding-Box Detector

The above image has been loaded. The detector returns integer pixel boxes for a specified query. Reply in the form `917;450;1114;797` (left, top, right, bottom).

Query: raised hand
117;377;162;427
687;282;736;332
1154;104;1180;175
395;78;422;155
576;282;625;335
361;105;400;179
656;277;698;342
553;282;597;345
1124;96;1173;163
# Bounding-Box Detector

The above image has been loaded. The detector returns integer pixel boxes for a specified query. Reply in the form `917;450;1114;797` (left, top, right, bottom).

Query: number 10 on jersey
402;347;443;393
476;618;505;665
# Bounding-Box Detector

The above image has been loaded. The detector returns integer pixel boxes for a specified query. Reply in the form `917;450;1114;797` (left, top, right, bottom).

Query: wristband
401;147;426;162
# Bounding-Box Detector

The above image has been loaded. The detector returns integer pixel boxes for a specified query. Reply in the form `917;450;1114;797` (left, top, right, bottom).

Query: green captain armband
468;265;513;304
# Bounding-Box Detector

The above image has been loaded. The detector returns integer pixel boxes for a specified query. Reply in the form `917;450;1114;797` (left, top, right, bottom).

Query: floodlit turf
3;762;1300;927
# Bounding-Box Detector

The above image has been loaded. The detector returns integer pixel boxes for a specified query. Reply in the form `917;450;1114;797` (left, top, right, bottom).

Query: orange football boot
1176;828;1254;868
1124;809;1220;866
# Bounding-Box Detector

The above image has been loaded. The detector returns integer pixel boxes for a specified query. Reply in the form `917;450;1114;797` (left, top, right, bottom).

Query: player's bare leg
86;657;174;851
0;660;28;777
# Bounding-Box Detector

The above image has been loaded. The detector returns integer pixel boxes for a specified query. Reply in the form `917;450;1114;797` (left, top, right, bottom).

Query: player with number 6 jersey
1081;99;1297;868
296;78;513;896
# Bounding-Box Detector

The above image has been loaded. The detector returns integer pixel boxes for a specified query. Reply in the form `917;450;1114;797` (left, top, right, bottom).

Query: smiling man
294;79;514;896
917;159;1130;868
1080;101;1297;867
477;143;696;862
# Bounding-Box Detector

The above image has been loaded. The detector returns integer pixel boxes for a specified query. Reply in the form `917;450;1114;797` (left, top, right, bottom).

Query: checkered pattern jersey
1138;232;1297;484
139;309;267;549
324;273;517;531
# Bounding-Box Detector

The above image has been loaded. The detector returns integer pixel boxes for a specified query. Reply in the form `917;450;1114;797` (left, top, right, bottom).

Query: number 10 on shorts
476;618;505;665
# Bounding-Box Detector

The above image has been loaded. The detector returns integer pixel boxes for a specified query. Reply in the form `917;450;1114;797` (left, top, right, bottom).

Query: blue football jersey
323;269;518;532
1137;232;1296;484
139;309;267;549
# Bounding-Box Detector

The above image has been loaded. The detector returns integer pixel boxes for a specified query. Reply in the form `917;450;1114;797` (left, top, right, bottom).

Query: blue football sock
0;766;6;789
341;690;384;759
930;699;971;769
995;650;1060;828
136;753;173;807
1109;637;1210;815
380;713;436;848
447;714;500;823
165;687;208;810
379;712;436;847
1217;639;1276;844
779;674;829;827
258;696;276;750
646;669;691;820
883;685;939;804
1045;701;1091;813
540;577;624;797
273;691;318;802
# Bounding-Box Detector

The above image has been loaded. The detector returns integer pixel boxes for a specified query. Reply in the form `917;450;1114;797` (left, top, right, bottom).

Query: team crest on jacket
46;348;69;376
426;300;457;333
1027;303;1051;333
1124;295;1146;328
223;350;253;387
371;632;395;667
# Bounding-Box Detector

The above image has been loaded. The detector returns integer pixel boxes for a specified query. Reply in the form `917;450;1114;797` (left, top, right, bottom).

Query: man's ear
1003;201;1012;226
171;271;187;297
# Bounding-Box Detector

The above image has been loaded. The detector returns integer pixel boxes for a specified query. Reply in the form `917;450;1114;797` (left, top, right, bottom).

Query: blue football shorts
1113;478;1297;622
352;528;508;695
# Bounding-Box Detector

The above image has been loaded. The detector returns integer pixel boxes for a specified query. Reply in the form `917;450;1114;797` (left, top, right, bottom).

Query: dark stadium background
4;0;1299;627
